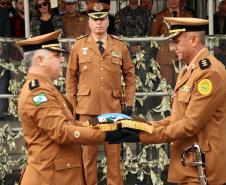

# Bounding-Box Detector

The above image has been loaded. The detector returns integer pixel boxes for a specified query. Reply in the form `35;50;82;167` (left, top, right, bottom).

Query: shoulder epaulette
199;58;211;70
111;34;124;41
29;79;39;90
76;34;88;41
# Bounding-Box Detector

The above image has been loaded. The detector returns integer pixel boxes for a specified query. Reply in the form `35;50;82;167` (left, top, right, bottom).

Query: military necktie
97;40;105;55
172;11;178;17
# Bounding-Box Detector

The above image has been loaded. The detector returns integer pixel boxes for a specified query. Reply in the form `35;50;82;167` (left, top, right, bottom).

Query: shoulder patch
111;34;124;41
29;79;39;90
199;58;211;70
32;92;48;106
76;34;88;41
198;79;212;95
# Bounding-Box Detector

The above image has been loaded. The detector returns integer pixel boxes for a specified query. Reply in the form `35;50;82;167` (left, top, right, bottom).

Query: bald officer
17;30;121;185
108;18;226;185
66;2;136;185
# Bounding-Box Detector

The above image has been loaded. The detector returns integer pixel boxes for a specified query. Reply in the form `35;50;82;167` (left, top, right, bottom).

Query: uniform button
170;142;174;146
67;163;70;167
100;67;103;70
83;66;88;70
100;87;104;90
173;109;176;113
100;77;103;80
74;131;80;138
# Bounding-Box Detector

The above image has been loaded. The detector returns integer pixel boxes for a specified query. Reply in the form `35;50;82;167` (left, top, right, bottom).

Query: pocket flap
77;88;91;96
54;157;80;171
79;57;91;64
112;89;120;98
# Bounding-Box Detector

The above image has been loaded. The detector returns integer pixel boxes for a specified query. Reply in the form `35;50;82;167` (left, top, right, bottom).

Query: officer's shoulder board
199;58;211;70
111;34;124;42
29;79;39;90
76;34;88;41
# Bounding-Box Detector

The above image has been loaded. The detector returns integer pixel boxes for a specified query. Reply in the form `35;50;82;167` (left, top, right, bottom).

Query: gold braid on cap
169;28;186;33
42;43;60;48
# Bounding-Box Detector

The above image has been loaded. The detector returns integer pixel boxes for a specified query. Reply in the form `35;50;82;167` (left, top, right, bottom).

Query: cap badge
198;79;212;95
93;3;103;12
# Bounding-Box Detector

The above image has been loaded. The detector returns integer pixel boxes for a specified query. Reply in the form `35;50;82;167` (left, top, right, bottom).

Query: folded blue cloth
97;113;132;123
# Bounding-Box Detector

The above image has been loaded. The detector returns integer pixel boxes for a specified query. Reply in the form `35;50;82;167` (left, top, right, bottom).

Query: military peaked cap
164;17;209;36
87;3;110;19
17;30;66;53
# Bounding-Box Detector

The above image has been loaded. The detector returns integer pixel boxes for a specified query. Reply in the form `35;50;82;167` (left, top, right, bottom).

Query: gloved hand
105;128;140;144
122;106;133;116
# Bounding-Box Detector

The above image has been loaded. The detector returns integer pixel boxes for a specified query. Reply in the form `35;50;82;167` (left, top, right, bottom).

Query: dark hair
35;0;52;17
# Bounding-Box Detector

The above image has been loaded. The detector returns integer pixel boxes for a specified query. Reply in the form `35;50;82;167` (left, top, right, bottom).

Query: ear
191;34;199;47
36;55;45;66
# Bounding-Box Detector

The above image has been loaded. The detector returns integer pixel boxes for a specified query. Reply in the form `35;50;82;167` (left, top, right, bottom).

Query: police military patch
199;58;211;70
29;79;39;90
198;79;212;95
32;92;48;106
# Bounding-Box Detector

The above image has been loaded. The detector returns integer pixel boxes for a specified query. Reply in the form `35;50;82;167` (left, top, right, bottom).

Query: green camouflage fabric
115;6;154;37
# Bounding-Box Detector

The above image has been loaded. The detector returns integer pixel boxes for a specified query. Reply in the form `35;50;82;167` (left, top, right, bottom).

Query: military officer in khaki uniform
66;3;136;185
110;18;226;185
17;30;121;185
151;0;193;86
61;0;90;38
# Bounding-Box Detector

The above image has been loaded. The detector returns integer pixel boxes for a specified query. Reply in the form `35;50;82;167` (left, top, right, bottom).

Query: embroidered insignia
32;92;48;106
82;47;89;55
198;79;212;95
112;50;121;58
93;3;103;11
29;79;39;90
181;85;190;93
199;58;211;70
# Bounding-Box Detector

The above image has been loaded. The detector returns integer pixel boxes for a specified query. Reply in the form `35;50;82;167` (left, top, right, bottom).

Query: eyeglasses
37;2;47;8
1;2;11;6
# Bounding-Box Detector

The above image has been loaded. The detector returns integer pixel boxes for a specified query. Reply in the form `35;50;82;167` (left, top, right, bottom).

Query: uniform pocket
54;157;82;185
79;57;92;72
111;58;122;73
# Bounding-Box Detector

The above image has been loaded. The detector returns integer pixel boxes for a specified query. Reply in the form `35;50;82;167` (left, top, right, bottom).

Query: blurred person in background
30;0;63;36
151;0;193;87
0;6;11;120
10;0;25;37
61;0;89;38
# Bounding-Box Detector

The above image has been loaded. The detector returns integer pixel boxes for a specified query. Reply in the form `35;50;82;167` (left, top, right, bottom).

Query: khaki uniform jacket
61;13;90;38
151;8;193;36
18;73;105;185
66;34;136;115
140;48;226;184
